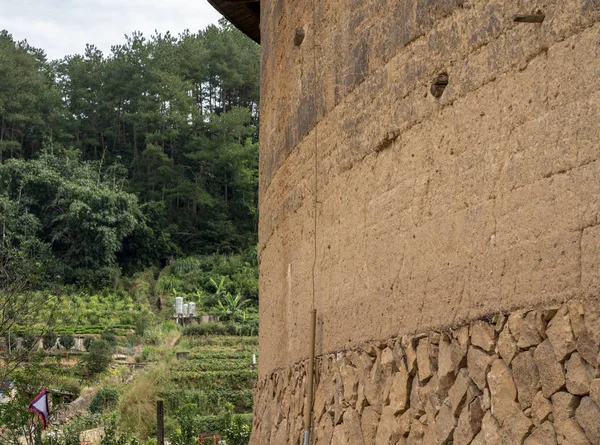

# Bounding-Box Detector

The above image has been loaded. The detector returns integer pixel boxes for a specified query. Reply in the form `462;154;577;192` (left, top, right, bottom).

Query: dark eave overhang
207;0;261;44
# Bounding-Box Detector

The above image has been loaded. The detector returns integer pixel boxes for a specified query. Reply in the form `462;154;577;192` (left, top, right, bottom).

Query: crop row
160;388;254;414
173;357;254;372
185;336;258;349
170;370;257;390
11;325;135;335
185;350;256;361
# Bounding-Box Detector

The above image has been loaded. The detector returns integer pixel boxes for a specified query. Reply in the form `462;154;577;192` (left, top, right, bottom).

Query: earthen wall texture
251;301;600;444
258;0;600;379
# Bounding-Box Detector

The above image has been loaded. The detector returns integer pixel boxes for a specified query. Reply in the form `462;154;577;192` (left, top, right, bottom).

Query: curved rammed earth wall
255;0;600;443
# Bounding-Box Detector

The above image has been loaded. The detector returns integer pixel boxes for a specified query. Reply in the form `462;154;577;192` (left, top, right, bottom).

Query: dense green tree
42;331;57;350
0;151;146;283
0;20;260;281
85;338;113;374
60;333;75;349
89;385;120;414
0;31;61;161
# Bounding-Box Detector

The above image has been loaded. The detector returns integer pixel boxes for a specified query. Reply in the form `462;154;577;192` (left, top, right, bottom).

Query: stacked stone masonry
251;301;600;444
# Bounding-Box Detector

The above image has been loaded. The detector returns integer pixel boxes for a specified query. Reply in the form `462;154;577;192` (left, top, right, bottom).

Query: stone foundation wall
251;300;600;444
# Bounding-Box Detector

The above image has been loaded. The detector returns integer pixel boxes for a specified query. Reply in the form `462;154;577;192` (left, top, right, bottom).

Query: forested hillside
0;19;260;287
0;20;260;445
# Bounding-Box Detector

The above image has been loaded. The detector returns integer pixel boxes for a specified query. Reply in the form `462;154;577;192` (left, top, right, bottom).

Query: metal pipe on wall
303;309;317;445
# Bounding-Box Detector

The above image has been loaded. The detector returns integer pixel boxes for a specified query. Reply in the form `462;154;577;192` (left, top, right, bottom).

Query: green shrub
155;275;183;296
100;413;139;445
21;334;37;350
196;415;227;435
141;346;156;361
223;414;252;445
161;321;181;333
85;339;113;374
170;370;257;390
142;325;163;346
135;309;154;336
89;386;120;414
183;323;227;337
101;331;117;346
83;337;95;351
42;332;57;350
60;334;75;350
163;253;258;304
56;376;81;398
161;388;253;415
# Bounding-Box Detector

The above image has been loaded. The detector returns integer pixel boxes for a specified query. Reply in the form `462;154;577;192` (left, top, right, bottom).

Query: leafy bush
60;334;75;350
161;388;253;415
121;269;156;304
101;331;117;346
84;339;113;374
183;323;227;337
42;332;57;350
161;321;181;333
162;253;258;303
170;370;257;390
135;309;154;336
155;275;183;296
89;386;120;414
83;337;94;351
183;321;257;338
141;346;156;362
21;334;37;351
192;413;252;439
170;404;201;445
223;414;252;445
55;376;81;398
100;413;140;445
142;326;163;346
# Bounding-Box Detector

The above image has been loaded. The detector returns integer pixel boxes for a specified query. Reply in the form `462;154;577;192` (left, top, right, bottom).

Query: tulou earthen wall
255;0;600;443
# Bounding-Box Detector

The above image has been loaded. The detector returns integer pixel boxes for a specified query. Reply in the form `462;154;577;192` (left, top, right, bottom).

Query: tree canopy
0;19;260;286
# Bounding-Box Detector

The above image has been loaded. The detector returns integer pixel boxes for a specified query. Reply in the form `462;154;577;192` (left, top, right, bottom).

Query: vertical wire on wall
303;3;321;445
310;0;319;312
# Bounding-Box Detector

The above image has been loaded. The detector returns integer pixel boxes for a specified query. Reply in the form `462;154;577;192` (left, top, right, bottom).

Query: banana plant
217;292;250;322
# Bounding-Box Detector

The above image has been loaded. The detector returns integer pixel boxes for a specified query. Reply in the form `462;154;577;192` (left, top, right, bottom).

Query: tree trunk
18;132;24;158
133;123;138;158
101;131;106;156
193;175;198;216
0;110;4;163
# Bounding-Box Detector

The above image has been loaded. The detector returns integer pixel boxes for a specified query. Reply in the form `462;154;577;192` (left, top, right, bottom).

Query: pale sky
0;0;223;60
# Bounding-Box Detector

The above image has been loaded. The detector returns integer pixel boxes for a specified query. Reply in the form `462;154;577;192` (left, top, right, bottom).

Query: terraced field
164;335;258;435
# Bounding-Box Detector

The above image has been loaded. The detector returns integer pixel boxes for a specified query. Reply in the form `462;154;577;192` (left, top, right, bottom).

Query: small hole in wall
294;28;306;46
430;73;449;98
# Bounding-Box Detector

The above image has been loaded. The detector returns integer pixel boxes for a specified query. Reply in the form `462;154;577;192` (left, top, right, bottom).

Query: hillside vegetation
0;18;260;445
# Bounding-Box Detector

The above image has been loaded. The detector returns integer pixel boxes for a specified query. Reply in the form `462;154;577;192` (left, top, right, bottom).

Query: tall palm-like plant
217;292;250;322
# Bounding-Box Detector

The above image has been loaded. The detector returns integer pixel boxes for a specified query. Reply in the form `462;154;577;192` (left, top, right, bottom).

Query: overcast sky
0;0;223;60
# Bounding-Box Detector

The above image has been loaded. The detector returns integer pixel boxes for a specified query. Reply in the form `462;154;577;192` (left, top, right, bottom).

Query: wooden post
157;400;164;445
303;309;317;445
